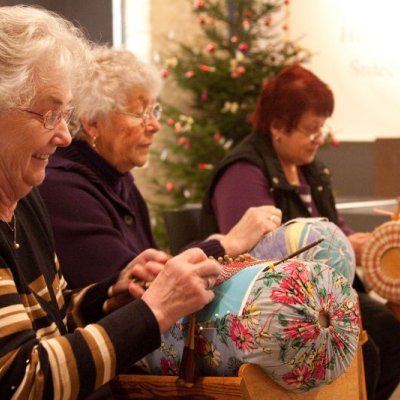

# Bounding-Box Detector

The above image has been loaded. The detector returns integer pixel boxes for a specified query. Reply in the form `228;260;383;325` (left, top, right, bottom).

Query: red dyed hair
253;64;334;135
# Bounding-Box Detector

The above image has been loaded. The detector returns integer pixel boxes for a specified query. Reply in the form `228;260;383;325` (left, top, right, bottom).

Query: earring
92;136;97;149
273;135;281;142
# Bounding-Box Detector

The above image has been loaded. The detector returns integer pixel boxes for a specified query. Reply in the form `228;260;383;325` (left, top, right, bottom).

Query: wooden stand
111;333;367;400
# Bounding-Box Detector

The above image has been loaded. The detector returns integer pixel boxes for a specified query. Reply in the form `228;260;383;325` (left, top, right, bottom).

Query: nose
310;130;325;145
144;115;161;134
52;119;72;147
314;133;325;145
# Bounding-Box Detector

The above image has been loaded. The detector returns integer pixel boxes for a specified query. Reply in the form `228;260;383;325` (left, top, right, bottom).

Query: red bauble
161;69;169;79
199;64;211;72
166;117;175;126
207;43;216;53
238;42;249;52
165;181;175;191
185;70;196;78
193;0;205;9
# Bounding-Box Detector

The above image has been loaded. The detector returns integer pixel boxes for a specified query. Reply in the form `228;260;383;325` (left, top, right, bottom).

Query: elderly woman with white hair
39;46;281;288
0;6;222;399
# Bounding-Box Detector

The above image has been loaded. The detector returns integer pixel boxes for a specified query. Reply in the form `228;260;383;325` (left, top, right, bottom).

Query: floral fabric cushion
249;218;356;283
138;259;361;392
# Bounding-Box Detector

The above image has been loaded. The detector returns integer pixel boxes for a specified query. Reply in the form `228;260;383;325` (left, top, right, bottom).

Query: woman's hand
103;249;171;313
215;206;282;257
142;248;221;333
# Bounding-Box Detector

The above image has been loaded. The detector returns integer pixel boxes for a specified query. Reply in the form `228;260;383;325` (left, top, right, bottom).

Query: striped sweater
0;189;160;399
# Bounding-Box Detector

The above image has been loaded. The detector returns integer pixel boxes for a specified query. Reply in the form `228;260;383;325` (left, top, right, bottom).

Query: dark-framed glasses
18;108;74;130
119;102;162;123
295;124;331;142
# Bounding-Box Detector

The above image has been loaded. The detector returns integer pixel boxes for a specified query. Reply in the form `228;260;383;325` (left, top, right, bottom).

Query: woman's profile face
272;110;327;167
0;78;72;198
93;88;160;173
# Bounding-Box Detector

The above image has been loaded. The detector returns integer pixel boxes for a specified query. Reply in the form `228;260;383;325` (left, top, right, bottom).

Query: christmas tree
149;0;312;248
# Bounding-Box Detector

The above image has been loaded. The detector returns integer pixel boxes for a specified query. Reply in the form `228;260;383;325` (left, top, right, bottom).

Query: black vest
201;131;339;237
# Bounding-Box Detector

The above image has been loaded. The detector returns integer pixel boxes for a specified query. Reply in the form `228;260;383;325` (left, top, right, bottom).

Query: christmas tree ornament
206;43;216;53
185;70;196;78
161;69;169;79
213;131;222;142
198;163;214;170
165;57;178;68
166;117;175;126
174;122;183;134
200;89;208;101
199;64;212;72
160;148;168;161
178;136;191;149
221;101;239;113
238;42;249;52
207;17;215;25
165;181;175;191
193;0;205;10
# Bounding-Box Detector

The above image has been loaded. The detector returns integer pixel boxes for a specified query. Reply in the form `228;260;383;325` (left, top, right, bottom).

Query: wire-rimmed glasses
18;108;74;130
295;124;331;142
118;102;162;124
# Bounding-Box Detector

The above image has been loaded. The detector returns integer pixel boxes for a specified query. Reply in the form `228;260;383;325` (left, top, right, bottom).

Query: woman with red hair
201;64;400;400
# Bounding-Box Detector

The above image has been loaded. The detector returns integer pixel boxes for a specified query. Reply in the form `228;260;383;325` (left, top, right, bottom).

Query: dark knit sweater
39;140;224;288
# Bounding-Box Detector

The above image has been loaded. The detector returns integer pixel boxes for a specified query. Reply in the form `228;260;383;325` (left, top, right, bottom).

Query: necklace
2;214;20;250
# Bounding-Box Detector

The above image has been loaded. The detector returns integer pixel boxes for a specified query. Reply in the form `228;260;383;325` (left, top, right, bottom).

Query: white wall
290;0;400;141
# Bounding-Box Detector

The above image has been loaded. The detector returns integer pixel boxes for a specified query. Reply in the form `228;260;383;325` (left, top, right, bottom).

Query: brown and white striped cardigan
0;189;160;399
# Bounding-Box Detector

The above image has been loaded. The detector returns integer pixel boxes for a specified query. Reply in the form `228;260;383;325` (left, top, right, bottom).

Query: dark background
0;0;113;44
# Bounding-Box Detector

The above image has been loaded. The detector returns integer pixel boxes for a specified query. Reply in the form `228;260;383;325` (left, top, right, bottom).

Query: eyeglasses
18;108;74;130
295;125;330;142
118;103;162;124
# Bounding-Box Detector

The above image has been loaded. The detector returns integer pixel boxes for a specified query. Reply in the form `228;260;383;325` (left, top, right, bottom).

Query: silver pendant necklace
3;214;20;250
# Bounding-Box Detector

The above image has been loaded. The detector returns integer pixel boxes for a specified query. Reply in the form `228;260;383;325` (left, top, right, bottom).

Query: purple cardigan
39;140;223;288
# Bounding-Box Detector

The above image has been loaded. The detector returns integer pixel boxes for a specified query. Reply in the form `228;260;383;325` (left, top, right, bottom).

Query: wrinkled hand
348;232;372;265
217;206;282;257
142;248;222;333
103;249;171;314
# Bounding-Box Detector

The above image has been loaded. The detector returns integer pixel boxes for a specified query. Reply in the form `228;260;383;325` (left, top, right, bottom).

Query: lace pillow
139;259;360;392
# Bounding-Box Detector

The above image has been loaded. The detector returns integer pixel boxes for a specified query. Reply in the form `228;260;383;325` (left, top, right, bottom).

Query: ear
80;118;99;141
270;119;285;140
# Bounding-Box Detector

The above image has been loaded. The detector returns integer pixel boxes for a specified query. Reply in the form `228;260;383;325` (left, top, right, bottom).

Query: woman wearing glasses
39;46;280;289
201;64;400;400
201;64;367;255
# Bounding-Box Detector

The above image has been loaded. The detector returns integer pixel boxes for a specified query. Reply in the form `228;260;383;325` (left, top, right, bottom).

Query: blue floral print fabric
249;218;356;283
139;259;361;392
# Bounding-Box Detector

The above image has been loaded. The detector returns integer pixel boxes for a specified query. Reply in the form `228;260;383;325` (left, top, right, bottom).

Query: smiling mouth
33;153;51;161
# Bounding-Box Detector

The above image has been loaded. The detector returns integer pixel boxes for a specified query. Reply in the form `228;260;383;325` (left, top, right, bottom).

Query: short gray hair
0;5;91;110
71;46;162;138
